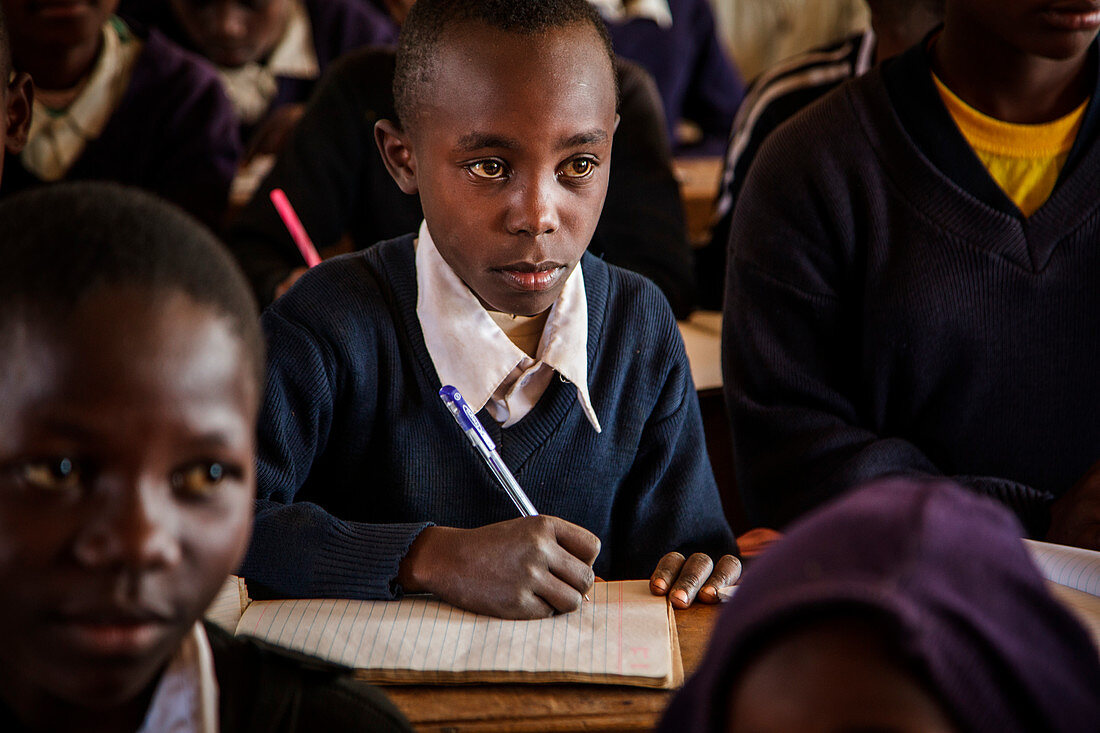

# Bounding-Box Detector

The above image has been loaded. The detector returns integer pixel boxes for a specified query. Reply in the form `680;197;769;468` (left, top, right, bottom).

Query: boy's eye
171;462;227;498
21;457;82;491
467;160;508;179
560;157;596;179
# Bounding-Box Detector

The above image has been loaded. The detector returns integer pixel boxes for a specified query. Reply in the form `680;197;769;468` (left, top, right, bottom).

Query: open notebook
1023;539;1100;646
206;579;683;688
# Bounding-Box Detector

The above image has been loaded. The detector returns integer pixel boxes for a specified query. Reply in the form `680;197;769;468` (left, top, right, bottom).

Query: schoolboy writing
0;182;410;732
242;0;739;618
0;0;240;227
724;0;1100;550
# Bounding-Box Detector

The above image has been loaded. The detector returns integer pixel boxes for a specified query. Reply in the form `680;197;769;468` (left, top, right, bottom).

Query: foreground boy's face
0;289;256;720
1;0;119;51
408;21;617;316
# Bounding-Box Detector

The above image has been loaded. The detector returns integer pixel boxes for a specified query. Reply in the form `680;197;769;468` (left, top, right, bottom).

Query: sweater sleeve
608;304;737;578
721;109;1055;536
239;303;430;600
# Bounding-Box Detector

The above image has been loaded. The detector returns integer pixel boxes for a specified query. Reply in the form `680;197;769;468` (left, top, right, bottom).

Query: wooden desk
383;602;722;732
672;156;724;247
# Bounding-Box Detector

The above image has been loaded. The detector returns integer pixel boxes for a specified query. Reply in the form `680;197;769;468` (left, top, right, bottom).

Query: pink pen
269;188;322;268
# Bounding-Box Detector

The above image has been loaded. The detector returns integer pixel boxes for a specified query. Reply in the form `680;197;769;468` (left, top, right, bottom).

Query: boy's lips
495;262;567;292
1042;3;1100;30
50;608;175;657
30;0;91;19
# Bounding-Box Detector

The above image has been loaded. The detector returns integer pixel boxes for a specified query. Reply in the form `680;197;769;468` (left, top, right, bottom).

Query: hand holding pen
392;387;599;619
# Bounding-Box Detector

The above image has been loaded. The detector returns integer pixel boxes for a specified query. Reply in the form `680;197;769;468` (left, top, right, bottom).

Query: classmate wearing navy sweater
724;0;1100;550
0;0;239;228
244;0;738;619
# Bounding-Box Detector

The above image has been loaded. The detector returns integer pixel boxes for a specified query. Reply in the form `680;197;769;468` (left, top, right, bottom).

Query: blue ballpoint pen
439;385;539;516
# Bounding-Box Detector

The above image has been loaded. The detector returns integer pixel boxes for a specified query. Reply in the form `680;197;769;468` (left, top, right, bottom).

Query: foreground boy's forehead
422;21;615;119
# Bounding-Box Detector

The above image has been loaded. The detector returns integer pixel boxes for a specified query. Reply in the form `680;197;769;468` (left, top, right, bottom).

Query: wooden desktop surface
382;601;722;732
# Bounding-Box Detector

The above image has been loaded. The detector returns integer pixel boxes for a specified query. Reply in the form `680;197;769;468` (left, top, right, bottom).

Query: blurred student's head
0;0;118;54
376;0;618;316
0;3;30;182
658;478;1100;733
0;182;263;729
168;0;292;68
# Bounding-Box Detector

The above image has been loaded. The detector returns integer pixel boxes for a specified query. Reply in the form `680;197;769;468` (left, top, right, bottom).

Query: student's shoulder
205;623;411;733
587;255;683;351
122;19;221;90
303;0;398;53
264;234;416;333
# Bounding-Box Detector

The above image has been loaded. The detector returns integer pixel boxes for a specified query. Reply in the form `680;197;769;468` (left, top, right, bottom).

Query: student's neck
17;35;104;92
933;26;1093;123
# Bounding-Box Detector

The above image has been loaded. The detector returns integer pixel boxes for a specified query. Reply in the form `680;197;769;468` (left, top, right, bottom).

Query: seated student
0;0;239;228
657;478;1100;732
724;0;1100;550
695;0;943;309
227;48;697;317
0;182;410;732
592;0;745;155
122;0;396;153
242;0;739;618
0;5;30;184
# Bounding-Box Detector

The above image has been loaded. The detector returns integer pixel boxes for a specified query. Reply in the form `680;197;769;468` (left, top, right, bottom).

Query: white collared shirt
137;623;220;733
217;0;319;125
415;221;601;432
588;0;673;28
23;17;142;182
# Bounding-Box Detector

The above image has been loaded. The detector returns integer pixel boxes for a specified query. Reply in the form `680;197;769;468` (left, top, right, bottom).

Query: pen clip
439;386;496;451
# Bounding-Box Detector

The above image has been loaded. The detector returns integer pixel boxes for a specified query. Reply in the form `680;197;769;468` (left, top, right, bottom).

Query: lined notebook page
235;580;677;687
205;575;249;632
1023;540;1100;596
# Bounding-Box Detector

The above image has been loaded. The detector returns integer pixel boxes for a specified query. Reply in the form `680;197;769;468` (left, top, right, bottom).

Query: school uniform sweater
723;40;1100;535
241;235;735;600
603;0;745;155
227;49;696;317
697;30;874;309
1;25;239;229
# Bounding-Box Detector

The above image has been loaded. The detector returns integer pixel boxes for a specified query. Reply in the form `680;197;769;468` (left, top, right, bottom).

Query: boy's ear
374;118;419;195
5;72;32;154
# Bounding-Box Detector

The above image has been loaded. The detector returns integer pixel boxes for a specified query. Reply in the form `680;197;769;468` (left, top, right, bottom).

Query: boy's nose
212;4;249;41
506;177;560;237
73;480;183;571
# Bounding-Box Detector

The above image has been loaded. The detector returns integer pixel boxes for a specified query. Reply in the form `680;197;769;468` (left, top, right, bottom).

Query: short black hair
393;0;615;130
0;5;10;78
0;182;265;388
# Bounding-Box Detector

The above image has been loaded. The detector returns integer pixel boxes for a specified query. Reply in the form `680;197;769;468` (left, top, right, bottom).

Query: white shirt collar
217;0;318;125
588;0;673;29
415;220;601;432
23;17;142;182
137;622;220;733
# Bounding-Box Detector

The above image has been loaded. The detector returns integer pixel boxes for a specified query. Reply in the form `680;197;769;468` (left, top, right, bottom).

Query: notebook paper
1023;539;1100;596
234;580;681;687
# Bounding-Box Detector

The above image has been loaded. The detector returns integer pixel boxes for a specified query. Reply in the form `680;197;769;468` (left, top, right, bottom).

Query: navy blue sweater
242;235;735;600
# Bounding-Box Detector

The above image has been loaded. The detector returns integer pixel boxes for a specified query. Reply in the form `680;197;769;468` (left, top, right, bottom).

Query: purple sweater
2;25;240;228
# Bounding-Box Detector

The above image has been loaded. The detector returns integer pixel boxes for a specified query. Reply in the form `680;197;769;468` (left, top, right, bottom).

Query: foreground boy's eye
21;457;81;491
559;157;597;179
467;160;508;179
171;462;229;498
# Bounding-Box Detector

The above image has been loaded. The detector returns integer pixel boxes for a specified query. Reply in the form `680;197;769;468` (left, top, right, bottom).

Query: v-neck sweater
723;40;1100;534
242;235;735;600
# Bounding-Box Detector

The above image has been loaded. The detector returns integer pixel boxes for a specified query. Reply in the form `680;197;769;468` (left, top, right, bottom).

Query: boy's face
169;0;291;68
948;1;1100;60
1;0;120;51
385;21;617;316
0;289;257;719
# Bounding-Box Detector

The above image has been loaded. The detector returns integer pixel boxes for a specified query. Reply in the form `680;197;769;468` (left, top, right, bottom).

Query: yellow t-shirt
932;74;1088;217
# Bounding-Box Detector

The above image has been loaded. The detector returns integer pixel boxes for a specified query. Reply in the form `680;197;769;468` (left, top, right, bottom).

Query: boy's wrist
397;525;447;593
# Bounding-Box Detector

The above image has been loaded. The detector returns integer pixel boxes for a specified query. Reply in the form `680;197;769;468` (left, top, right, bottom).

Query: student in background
658;478;1100;732
0;0;239;228
227;49;696;316
592;0;745;155
697;0;943;309
0;5;30;186
244;0;738;619
724;0;1100;551
0;182;410;732
123;0;396;157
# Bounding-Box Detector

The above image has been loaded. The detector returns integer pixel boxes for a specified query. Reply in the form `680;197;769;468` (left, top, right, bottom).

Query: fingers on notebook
650;552;742;608
552;516;602;564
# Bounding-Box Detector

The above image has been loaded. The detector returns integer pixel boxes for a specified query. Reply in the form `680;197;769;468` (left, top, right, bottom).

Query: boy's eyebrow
455;129;610;153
